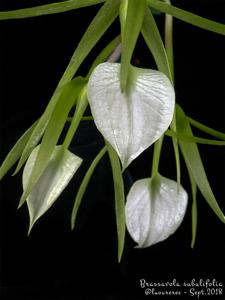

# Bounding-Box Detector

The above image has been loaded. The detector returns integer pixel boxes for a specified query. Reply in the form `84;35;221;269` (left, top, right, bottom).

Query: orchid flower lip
125;174;188;248
88;62;175;169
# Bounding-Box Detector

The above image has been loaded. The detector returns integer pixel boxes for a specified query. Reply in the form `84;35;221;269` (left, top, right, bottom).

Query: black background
0;1;225;299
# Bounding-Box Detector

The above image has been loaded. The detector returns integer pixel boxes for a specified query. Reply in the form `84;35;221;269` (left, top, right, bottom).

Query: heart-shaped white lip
125;174;188;248
87;62;175;169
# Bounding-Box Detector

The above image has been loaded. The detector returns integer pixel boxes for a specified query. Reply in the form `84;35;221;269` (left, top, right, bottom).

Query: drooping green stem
57;0;120;89
165;129;225;146
147;0;225;36
119;0;146;91
188;117;225;140
164;0;174;82
106;142;125;262
63;86;88;149
67;116;93;122
119;0;128;42
0;0;105;20
71;146;107;230
141;8;172;82
142;7;180;186
164;1;180;188
151;136;164;177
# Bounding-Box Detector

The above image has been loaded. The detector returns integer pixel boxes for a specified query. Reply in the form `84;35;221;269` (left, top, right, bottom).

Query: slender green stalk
147;0;225;35
142;7;180;186
165;130;225;146
107;142;125;262
0;120;38;180
0;0;105;20
185;161;198;249
191;184;198;248
163;0;180;188
176;104;225;224
188;117;225;141
120;0;146;91
57;0;120;89
71;146;107;230
63;86;88;149
119;0;128;42
141;8;172;81
164;0;174;81
151;136;163;177
67;116;93;122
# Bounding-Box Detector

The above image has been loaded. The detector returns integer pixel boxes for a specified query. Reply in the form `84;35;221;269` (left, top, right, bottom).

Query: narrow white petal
88;62;175;169
23;145;82;231
125;175;188;247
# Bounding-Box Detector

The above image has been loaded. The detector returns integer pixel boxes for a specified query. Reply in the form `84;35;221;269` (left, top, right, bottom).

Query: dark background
0;0;225;299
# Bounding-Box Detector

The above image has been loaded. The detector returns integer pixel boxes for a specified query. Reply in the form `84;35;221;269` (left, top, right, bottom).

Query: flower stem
164;0;174;82
151;136;163;177
164;0;180;188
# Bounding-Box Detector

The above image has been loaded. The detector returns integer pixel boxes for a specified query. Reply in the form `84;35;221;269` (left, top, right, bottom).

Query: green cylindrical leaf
176;105;225;224
120;0;146;91
14;77;85;175
0;120;37;180
59;0;120;86
166;129;225;146
141;7;172;81
107;142;125;262
0;0;105;20
19;79;84;208
147;0;225;35
71;146;107;230
141;6;180;189
188;117;225;141
63;85;89;149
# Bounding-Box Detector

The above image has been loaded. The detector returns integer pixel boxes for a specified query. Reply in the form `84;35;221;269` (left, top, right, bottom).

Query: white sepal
125;175;188;248
88;62;175;169
22;145;82;232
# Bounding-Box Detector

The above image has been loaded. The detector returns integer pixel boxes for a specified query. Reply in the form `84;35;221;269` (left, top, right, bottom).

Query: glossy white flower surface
88;62;175;169
23;145;82;231
125;175;188;248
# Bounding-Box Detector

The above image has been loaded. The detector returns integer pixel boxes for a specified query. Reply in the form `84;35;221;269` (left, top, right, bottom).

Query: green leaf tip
147;0;225;36
176;104;225;224
107;143;125;262
0;120;38;181
0;0;106;20
71;146;107;230
188;117;225;141
166;129;225;146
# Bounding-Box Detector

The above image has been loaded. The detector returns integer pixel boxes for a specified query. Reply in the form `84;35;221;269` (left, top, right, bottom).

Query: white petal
125;175;188;248
88;62;175;169
23;145;82;231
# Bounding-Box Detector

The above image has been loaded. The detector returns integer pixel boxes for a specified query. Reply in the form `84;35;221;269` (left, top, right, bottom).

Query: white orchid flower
125;174;188;248
88;62;175;169
23;145;82;232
